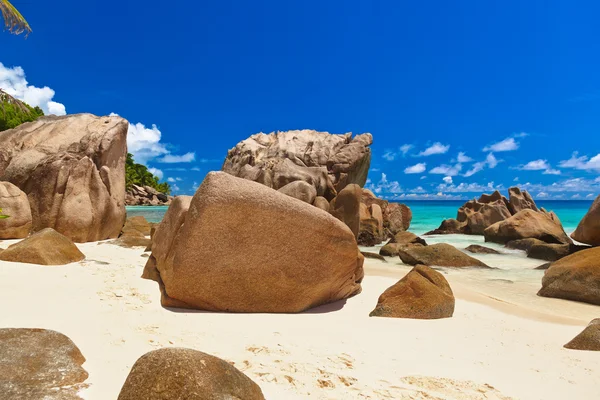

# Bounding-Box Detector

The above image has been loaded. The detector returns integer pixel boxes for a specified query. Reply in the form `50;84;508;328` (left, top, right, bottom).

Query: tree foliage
126;153;170;194
0;89;44;131
0;0;31;36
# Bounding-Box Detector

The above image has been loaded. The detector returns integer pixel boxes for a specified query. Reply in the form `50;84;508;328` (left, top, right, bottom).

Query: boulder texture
117;348;264;400
527;243;589;262
0;181;31;239
398;243;490;268
277;180;317;204
369;265;455;319
538;247;600;305
0;228;85;265
505;238;546;252
571;194;600;246
112;216;153;247
144;172;363;312
0;328;88;399
484;209;571;245
426;188;539;236
126;184;172;206
329;184;362;238
379;232;427;257
222;129;372;200
564;319;600;351
313;196;330;212
465;244;501;255
0;114;127;242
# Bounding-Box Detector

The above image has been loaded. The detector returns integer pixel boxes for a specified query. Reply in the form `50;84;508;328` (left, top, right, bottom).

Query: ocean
126;200;593;235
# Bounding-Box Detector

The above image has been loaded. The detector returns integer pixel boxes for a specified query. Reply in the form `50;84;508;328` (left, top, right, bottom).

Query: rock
464;201;512;235
361;251;387;262
527;243;571;261
398;243;490;268
564;319;600;351
117;348;265;400
390;231;427;246
222;129;372;200
0;228;85;265
111;236;152;248
484;209;571;245
383;202;412;234
357;203;385;246
144;172;363;312
120;216;152;237
571;195;600;246
0;114;127;242
0;328;88;399
313;196;330;212
505;238;546;251
369;265;455;319
535;262;552;270
465;244;500;254
0;181;31;239
538;247;600;305
507;187;538;214
424;218;465;235
126;184;172;206
277;180;317;204
379;243;402;256
329;184;362;238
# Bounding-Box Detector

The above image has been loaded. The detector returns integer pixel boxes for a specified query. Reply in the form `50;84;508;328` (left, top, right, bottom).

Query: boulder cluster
0;114;128;243
222;129;411;246
126;184;173;206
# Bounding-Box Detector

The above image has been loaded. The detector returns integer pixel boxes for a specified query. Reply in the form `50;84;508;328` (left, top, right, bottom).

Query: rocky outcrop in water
398;243;490;268
144;172;363;313
0;114;127;242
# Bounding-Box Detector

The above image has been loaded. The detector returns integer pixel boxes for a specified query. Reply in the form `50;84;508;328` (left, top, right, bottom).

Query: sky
1;0;599;200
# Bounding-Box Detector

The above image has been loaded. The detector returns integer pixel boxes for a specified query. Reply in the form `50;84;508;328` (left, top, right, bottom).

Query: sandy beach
0;239;598;399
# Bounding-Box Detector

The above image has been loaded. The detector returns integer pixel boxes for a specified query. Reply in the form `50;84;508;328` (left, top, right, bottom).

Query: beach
0;237;598;399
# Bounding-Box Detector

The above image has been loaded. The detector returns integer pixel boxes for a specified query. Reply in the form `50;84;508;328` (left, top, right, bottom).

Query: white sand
0;240;599;399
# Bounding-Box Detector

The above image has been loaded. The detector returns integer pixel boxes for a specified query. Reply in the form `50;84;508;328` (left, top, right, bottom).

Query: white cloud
404;163;427;174
483;137;519;152
437;181;504;194
486;153;499;168
171;183;181;193
543;168;561;175
191;167;201;171
571;194;581;199
514;177;519;182
167;177;183;183
559;152;600;171
587;193;596;198
127;122;169;164
443;176;453;184
430;163;462;176
400;144;414;156
464;162;485;177
0;62;66;115
463;153;498;177
519;177;600;193
382;150;397;161
519;159;550;170
457;152;473;163
148;168;163;180
366;173;403;194
158;152;196;163
537;192;549;198
418;142;450;156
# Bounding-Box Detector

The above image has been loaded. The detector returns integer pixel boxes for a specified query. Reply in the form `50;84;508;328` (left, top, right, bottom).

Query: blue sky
1;0;599;199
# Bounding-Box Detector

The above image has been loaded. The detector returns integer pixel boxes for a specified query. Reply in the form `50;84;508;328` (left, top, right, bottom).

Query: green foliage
126;153;171;195
0;90;44;131
0;208;8;219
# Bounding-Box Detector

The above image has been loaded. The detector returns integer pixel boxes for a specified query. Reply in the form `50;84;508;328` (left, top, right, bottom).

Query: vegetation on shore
0;89;44;131
126;153;171;194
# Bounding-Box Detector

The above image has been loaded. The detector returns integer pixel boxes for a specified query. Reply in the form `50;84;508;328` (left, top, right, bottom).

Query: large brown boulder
527;243;589;262
329;183;362;238
144;172;363;312
0;114;127;242
0;181;31;239
538;247;600;305
507;187;538;214
0;228;85;265
121;216;152;237
383;202;412;234
465;244;500;255
222;129;372;200
571;194;600;246
0;328;88;399
564;319;600;351
117;348;264;400
398;243;490;268
277;180;317;204
464;201;512;235
369;265;455;319
484;209;571;245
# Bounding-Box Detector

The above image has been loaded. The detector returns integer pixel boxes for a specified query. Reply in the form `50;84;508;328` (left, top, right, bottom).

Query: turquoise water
126;200;593;234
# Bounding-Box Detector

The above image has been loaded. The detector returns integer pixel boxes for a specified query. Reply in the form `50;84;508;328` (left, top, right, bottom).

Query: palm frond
0;0;31;36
